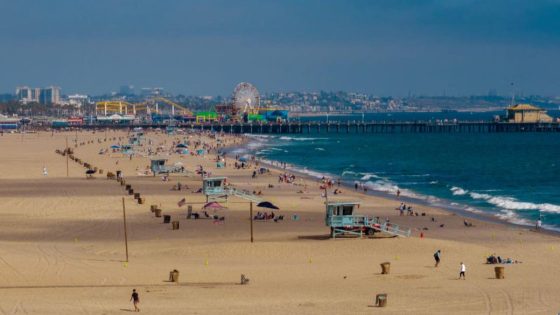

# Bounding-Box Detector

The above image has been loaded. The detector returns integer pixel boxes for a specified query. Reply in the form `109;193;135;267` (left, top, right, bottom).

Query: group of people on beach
397;202;414;216
486;254;521;264
279;173;297;184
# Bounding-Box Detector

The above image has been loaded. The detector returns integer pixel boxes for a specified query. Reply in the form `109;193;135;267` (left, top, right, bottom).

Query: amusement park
49;82;289;128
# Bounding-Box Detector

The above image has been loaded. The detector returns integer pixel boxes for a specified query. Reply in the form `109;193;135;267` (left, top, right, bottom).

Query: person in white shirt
459;262;466;280
536;219;542;231
43;166;48;176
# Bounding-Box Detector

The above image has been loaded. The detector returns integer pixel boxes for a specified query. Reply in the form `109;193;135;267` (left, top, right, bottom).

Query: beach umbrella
110;145;120;149
85;169;96;174
176;143;187;148
174;162;184;167
257;201;279;210
202;202;227;210
238;156;248;162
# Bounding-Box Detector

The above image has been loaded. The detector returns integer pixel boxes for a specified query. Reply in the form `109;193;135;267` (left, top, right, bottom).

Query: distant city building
16;86;61;104
16;86;40;103
140;87;164;96
40;86;61;104
506;104;553;123
119;85;135;95
66;94;89;108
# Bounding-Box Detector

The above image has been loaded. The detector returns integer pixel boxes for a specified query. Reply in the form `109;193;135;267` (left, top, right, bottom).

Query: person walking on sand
434;250;441;267
536;218;542;231
459;262;466;280
130;289;140;312
42;166;48;176
397;189;401;198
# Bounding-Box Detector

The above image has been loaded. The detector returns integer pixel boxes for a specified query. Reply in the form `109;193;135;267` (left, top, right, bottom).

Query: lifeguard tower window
209;180;222;187
334;206;354;216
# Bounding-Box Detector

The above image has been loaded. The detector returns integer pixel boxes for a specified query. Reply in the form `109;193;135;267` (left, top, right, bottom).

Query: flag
177;198;186;207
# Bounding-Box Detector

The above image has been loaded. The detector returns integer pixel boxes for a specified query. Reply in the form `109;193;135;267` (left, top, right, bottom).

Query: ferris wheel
232;82;260;114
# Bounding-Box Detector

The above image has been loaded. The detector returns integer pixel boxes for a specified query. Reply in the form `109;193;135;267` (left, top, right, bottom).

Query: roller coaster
95;97;193;117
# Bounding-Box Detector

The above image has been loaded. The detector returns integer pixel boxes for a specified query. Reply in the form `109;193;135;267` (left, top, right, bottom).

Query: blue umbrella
238;157;248;162
176;143;187;148
110;145;120;149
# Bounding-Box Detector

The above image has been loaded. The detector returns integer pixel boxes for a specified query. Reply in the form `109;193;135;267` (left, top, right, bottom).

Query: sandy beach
0;129;559;314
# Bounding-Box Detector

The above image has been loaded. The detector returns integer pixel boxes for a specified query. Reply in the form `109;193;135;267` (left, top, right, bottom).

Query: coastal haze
1;1;560;315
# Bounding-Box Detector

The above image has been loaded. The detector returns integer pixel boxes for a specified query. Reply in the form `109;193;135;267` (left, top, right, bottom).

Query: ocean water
238;112;560;231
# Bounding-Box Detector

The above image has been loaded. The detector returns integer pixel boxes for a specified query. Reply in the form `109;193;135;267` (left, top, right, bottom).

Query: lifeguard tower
121;144;134;155
325;201;411;238
150;158;183;175
166;126;176;135
150;158;168;175
202;177;228;202
129;131;144;145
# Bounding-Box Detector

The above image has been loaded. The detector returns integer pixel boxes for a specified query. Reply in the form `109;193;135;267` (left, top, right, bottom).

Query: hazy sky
1;0;559;96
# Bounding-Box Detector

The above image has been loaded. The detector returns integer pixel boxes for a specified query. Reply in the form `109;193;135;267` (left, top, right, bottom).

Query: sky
0;0;559;97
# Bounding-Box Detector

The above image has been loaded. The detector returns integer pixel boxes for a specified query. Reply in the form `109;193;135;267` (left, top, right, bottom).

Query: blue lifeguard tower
202;176;228;202
150;158;168;175
150;158;183;175
325;201;411;238
121;144;134;155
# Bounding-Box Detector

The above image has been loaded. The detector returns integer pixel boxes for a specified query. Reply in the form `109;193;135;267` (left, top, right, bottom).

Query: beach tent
176;143;187;148
238;157;248;162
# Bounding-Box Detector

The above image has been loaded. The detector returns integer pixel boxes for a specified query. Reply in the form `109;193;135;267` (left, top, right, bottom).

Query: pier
64;121;560;133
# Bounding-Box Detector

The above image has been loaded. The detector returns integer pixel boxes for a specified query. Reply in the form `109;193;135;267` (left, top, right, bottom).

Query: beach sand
0;130;559;314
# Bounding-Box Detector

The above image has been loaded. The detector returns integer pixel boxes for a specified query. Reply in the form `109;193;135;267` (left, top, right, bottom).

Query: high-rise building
16;86;60;104
39;86;61;104
16;86;41;103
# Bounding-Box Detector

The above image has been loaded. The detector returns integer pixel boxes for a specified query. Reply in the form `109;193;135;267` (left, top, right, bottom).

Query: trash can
376;293;387;307
128;189;134;195
154;209;162;217
163;215;171;223
150;205;158;213
138;197;145;204
494;266;505;279
134;193;140;200
186;205;193;219
172;221;180;230
169;269;179;282
380;262;391;275
125;184;131;191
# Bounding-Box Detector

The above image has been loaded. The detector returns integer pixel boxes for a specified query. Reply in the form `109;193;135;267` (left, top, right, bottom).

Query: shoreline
224;136;560;238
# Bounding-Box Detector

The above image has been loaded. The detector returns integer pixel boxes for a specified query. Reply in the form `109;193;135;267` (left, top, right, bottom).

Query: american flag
177;198;186;207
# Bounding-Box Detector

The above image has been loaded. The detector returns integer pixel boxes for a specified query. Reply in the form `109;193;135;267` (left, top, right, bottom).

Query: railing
328;215;411;237
204;187;226;195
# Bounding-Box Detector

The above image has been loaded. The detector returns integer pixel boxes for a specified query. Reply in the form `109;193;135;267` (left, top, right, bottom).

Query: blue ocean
241;111;560;231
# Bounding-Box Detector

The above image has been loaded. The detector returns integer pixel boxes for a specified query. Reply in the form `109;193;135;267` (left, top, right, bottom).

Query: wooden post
250;201;254;243
122;197;129;262
65;137;69;177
